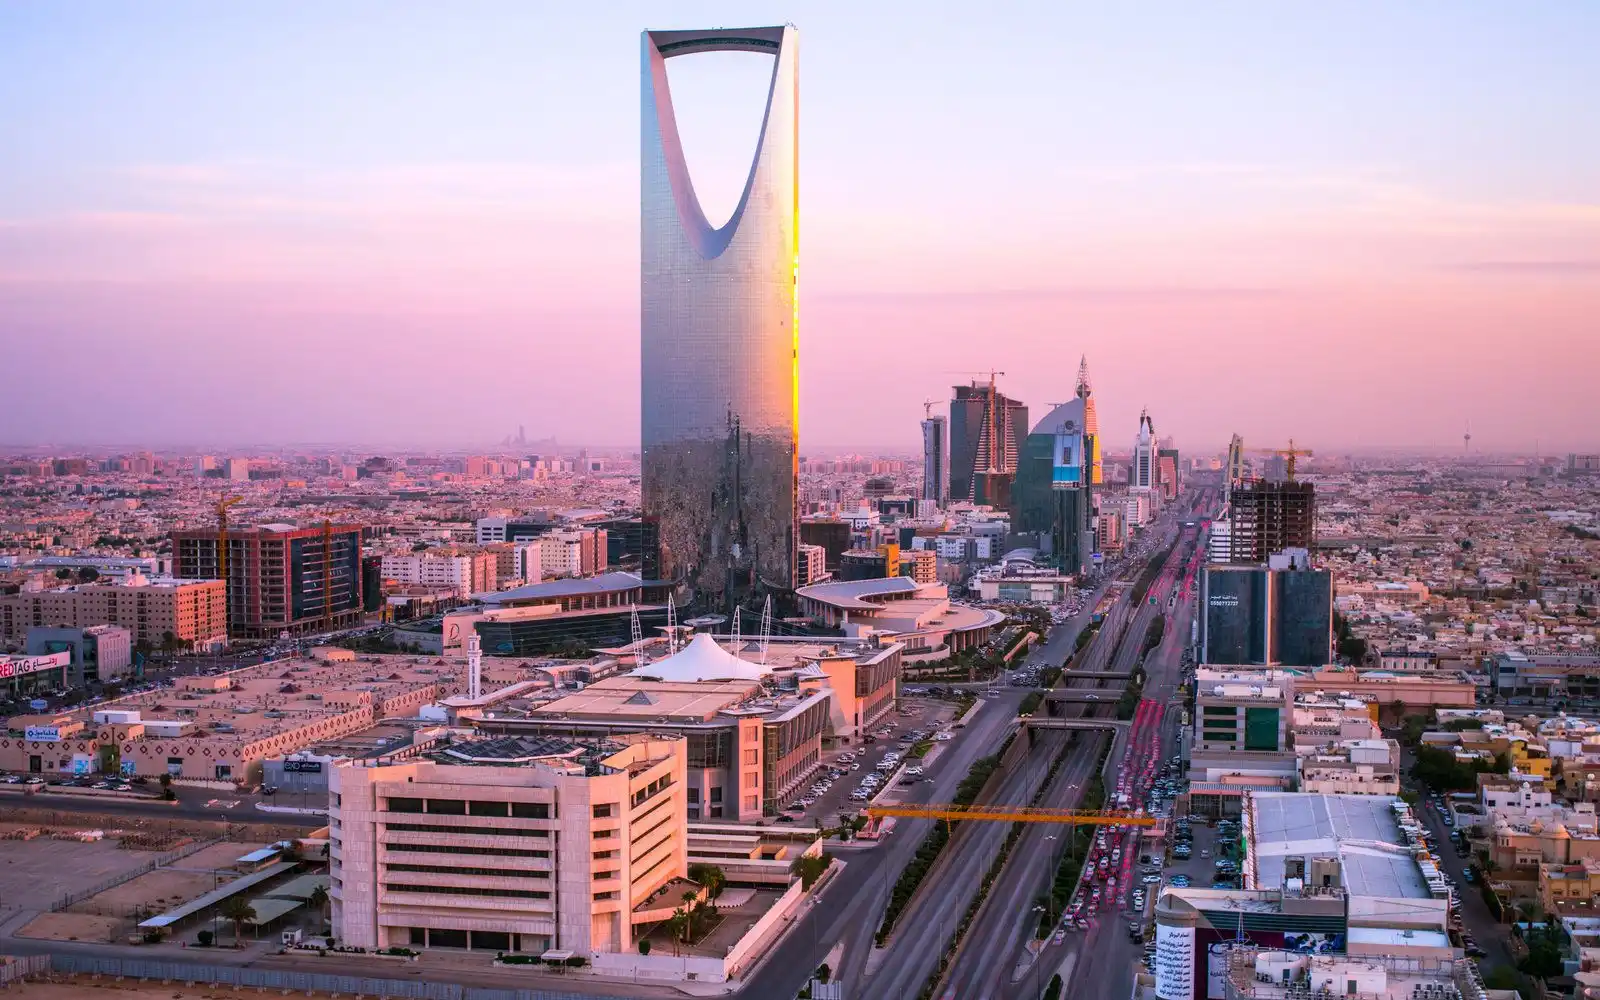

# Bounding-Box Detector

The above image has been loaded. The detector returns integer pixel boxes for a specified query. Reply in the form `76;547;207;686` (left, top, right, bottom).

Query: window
511;802;550;819
426;799;466;815
709;787;723;803
593;890;618;901
743;794;758;812
386;823;548;838
386;843;548;859
595;870;618;881
385;884;549;900
593;849;617;860
687;788;700;804
593;829;616;840
468;801;509;817
743;770;758;789
743;748;758;766
592;803;614;819
388;863;549;878
385;797;425;814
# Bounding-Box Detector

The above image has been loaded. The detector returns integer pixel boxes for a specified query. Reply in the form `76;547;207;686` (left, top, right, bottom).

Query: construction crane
1247;439;1315;481
944;369;1008;475
318;511;362;631
215;496;243;585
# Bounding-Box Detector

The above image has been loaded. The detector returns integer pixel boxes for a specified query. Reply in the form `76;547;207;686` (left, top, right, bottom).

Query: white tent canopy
629;633;768;683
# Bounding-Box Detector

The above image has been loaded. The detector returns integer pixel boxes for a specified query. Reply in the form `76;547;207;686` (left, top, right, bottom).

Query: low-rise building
24;624;132;686
0;575;227;653
330;731;687;957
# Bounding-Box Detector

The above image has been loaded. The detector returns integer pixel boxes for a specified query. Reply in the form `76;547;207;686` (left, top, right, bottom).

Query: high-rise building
1012;396;1095;575
1199;553;1332;667
949;380;1027;507
1131;408;1156;491
921;413;948;504
1228;479;1316;563
640;26;800;609
1077;356;1103;486
171;524;362;640
1157;448;1180;501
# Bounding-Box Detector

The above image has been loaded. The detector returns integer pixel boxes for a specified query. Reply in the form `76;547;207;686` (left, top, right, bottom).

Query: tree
159;773;173;789
197;929;214;947
792;852;834;890
680;890;699;939
54;568;73;580
77;566;100;583
307;883;330;932
638;938;651;956
220;897;256;944
687;863;726;900
666;909;687;955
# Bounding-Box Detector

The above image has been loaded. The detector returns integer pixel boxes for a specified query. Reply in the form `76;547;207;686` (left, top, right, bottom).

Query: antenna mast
760;596;772;666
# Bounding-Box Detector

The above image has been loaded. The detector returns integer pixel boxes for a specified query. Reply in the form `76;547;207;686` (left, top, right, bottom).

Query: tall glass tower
640;26;799;608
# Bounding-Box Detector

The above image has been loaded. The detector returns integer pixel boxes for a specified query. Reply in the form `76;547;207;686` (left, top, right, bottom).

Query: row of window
386;883;550;900
387;863;549;879
385;798;551;819
385;823;550;839
386;842;549;859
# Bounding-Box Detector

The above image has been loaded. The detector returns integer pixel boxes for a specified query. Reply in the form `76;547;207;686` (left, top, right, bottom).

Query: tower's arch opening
661;51;777;230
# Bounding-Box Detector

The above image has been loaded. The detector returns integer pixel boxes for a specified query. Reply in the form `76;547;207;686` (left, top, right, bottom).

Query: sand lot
0;838;159;910
68;866;238;918
14;910;126;943
172;841;266;873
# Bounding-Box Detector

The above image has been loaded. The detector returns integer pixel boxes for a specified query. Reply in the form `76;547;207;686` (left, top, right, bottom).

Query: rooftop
1248;792;1431;900
474;571;645;605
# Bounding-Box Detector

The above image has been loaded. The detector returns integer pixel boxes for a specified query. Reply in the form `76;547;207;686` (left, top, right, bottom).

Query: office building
799;519;851;574
1228;479;1316;563
171;523;362;640
330;732;688;957
0;575;227;652
474;634;900;819
24;624;132;686
476;517;554;545
596;518;661;580
226;457;250;482
640;26;800;607
921;413;948;504
949;380;1027;507
1158;448;1180;501
1199;555;1332;667
1131;408;1156;492
1011;394;1095;575
1193;667;1295;755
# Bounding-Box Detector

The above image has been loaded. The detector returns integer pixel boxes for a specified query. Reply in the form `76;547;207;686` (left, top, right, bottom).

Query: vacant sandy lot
71;867;236;918
15;910;127;943
0;838;159;909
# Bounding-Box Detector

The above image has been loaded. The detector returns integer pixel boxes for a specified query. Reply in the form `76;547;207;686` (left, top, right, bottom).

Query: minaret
466;631;482;701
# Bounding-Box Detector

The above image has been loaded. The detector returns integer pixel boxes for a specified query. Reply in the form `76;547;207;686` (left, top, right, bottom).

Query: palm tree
307;884;330;933
666;909;687;956
220;897;256;945
680;890;699;940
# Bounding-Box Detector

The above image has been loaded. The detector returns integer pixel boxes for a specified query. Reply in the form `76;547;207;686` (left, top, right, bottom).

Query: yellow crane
1247;439;1314;481
215;496;243;584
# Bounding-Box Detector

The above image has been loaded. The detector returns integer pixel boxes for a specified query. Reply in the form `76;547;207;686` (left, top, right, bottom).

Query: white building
1131;408;1156;492
380;553;489;599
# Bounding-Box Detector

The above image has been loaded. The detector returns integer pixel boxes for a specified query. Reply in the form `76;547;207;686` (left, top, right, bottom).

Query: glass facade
1272;569;1333;667
1202;566;1269;665
1011;398;1094;574
640;27;799;610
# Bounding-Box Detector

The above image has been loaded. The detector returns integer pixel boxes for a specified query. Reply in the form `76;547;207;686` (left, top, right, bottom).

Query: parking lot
773;695;960;825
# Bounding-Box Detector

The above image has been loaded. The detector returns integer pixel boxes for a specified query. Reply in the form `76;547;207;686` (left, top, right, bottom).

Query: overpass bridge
1019;717;1129;732
1043;691;1117;704
1056;669;1133;681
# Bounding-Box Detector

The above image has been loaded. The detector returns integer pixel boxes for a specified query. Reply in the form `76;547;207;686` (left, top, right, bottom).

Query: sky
1;2;1597;456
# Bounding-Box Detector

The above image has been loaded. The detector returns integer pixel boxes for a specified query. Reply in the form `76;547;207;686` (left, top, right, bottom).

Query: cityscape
1;8;1598;1000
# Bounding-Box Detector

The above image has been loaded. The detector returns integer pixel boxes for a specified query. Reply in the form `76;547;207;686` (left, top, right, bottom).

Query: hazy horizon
3;2;1597;453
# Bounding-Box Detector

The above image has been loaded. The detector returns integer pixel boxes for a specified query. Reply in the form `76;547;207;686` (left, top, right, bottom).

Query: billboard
25;726;61;742
283;759;323;774
1154;921;1195;1000
1050;426;1083;488
0;651;71;679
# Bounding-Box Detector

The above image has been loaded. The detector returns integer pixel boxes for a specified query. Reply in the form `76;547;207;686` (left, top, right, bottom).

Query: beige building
330;732;688;957
0;576;227;652
0;649;441;781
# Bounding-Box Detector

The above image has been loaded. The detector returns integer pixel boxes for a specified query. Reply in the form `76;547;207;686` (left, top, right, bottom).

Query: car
1169;876;1191;887
0;775;21;784
1142;874;1161;884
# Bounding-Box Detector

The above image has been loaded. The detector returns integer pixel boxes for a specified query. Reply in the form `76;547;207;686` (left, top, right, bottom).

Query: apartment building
1296;740;1401;796
171;523;363;640
380;550;497;599
540;529;608;579
329;732;687;957
0;576;227;652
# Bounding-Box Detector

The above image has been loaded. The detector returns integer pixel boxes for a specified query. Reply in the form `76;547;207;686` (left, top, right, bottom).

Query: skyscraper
640;27;800;608
1131;408;1156;491
921;412;948;505
1012;397;1095;574
1077;356;1104;486
949;380;1027;507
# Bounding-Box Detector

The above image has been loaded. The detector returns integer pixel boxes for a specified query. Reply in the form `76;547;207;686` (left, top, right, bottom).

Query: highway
936;513;1199;999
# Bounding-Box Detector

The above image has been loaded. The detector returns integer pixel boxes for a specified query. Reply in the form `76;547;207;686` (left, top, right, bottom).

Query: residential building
0;575;227;652
797;543;828;586
330;732;687;957
641;26;800;606
381;550;497;600
899;548;937;585
171;523;363;640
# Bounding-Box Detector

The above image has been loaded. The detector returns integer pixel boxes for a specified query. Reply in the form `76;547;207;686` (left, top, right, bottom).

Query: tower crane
215;496;243;584
1246;439;1314;481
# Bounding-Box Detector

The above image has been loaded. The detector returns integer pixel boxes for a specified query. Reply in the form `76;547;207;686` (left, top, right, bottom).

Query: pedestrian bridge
1019;717;1130;731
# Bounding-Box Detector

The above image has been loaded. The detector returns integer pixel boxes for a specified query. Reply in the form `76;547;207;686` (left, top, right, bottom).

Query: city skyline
2;2;1597;453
